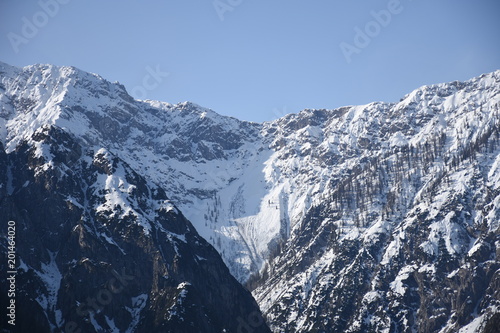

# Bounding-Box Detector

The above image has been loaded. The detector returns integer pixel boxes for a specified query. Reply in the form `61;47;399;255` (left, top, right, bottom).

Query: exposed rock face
1;61;500;332
0;125;270;332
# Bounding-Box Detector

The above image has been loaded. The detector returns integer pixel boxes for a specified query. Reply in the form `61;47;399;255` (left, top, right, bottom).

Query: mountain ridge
1;61;500;332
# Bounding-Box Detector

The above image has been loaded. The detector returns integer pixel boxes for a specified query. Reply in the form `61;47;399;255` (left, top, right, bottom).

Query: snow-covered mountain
252;74;500;332
0;62;270;332
1;61;499;332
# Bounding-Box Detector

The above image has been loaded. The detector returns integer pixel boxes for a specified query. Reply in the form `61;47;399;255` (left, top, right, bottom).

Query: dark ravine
0;125;270;332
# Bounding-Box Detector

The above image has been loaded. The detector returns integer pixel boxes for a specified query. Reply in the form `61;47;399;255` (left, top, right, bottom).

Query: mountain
252;74;500;332
0;62;270;332
1;61;499;332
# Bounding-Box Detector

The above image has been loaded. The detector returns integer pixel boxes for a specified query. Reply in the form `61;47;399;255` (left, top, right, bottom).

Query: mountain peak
0;62;272;333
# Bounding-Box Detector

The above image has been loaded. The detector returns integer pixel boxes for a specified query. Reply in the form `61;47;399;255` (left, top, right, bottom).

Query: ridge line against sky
1;0;499;122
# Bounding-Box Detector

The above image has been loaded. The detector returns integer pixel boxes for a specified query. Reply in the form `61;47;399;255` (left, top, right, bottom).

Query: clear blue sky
1;0;499;122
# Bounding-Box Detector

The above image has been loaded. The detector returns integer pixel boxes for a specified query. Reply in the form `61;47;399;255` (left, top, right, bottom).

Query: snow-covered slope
1;61;499;332
252;73;500;332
